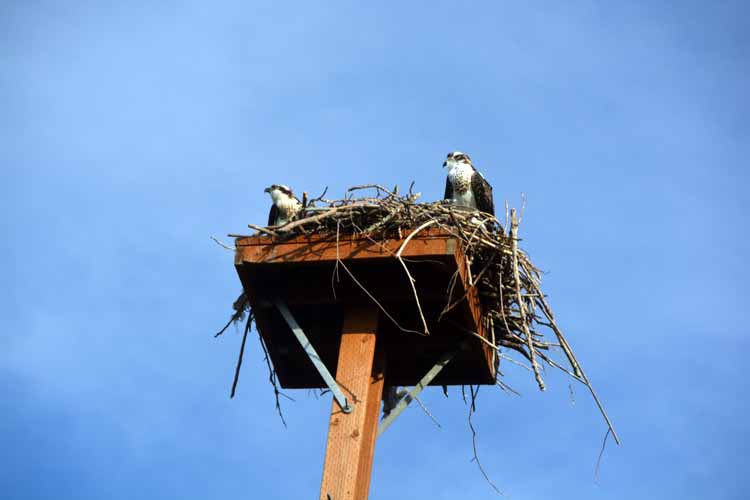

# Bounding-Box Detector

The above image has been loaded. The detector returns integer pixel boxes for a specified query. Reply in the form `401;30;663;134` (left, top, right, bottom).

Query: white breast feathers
276;196;301;224
448;163;476;209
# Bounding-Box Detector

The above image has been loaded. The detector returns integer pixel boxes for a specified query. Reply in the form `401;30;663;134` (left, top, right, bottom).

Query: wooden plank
451;241;496;379
237;227;452;247
320;305;382;500
235;228;457;265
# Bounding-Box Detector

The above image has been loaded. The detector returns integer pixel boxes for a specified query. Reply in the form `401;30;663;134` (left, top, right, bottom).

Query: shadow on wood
234;228;497;388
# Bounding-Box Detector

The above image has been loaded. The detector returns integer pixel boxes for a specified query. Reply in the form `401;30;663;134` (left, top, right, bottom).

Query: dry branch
510;209;545;391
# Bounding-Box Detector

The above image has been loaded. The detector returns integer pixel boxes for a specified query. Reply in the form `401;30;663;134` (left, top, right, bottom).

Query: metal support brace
377;349;458;437
273;299;353;414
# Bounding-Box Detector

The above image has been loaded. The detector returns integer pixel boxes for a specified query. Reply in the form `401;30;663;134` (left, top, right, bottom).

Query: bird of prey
264;184;302;226
443;151;494;216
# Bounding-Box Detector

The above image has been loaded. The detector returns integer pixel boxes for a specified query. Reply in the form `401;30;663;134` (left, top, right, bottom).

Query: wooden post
354;349;385;499
320;305;384;500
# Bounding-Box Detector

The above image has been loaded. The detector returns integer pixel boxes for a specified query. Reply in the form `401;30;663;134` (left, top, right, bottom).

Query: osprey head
443;151;472;168
264;184;294;202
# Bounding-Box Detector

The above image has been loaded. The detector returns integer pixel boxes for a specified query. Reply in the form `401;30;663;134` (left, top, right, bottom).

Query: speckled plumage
443;151;494;215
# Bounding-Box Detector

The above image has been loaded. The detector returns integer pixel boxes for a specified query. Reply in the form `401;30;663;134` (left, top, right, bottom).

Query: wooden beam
235;228;457;265
354;349;385;499
451;241;497;380
320;305;383;500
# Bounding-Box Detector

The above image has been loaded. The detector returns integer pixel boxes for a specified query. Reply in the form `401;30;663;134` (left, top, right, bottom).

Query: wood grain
353;349;385;500
320;305;382;500
235;228;456;265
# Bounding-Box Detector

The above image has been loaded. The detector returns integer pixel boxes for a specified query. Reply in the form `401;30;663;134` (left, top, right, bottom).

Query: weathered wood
320;306;382;500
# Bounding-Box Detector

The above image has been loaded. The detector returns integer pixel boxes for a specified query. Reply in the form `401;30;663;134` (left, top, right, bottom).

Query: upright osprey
264;184;302;226
443;151;495;216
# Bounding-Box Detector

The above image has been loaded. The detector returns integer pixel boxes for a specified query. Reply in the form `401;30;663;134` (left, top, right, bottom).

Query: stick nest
220;184;618;444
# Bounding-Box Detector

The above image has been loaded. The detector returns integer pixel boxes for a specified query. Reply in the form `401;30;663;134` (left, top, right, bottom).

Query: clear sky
2;1;748;499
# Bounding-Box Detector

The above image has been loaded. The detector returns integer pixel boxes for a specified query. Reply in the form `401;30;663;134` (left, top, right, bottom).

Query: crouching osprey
264;184;302;226
443;151;494;216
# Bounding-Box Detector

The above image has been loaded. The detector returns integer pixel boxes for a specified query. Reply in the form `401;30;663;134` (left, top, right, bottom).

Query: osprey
443;151;495;216
264;184;302;226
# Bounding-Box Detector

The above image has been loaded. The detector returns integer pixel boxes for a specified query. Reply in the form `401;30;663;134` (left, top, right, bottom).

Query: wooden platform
234;227;497;388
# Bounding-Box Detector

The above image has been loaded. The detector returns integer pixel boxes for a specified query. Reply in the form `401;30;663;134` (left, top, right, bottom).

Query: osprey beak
263;187;271;193
442;161;447;168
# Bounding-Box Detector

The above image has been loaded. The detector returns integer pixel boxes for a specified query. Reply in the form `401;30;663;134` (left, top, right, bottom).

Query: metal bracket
377;349;458;437
273;299;353;414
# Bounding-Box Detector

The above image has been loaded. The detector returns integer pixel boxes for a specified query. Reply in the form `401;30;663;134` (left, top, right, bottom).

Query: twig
272;201;376;233
413;396;442;429
337;258;426;336
363;209;398;233
347;184;395;195
307;186;329;206
496;268;513;348
215;293;248;337
594;428;611;482
534;292;620;444
230;312;253;398
535;351;586;384
395;219;437;335
511;209;545;392
504;200;509;232
331;220;341;299
534;293;582;378
468;385;502;495
247;223;280;237
210;236;235;251
254;319;289;427
215;316;236;338
498;352;531;372
448;321;498;351
496;379;521;396
440;251;497;318
576;366;620;445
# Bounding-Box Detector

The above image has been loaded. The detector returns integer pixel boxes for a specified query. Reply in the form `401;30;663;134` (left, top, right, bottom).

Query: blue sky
2;1;748;498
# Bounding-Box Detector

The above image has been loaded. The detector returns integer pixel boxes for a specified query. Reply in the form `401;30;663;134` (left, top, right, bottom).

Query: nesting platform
234;227;498;388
